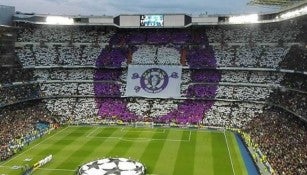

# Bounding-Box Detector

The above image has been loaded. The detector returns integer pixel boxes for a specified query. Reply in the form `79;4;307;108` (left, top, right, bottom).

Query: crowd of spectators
0;102;56;161
204;101;264;128
96;47;128;67
16;24;113;43
213;45;290;68
45;98;76;120
281;73;307;91
244;109;307;175
40;83;79;96
268;69;307;120
279;45;307;71
0;84;39;106
15;23;302;69
109;29;208;45
44;98;97;124
34;69;94;81
131;45;181;65
16;45;101;67
7;22;305;123
17;21;301;45
29;62;293;124
269;89;306;118
15;44;297;69
215;86;272;101
181;69;283;100
206;20;301;43
220;70;284;84
0;67;33;84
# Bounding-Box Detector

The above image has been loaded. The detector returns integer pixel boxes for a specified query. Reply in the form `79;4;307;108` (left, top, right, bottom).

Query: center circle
77;157;146;175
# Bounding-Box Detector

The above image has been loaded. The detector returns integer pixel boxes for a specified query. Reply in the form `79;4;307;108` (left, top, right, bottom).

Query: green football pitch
0;126;249;175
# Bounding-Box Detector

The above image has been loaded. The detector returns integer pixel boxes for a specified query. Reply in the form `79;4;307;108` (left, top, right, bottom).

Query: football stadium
0;0;306;175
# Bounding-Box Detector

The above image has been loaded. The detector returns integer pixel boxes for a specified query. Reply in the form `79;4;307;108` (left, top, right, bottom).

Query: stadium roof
0;0;282;16
248;0;306;6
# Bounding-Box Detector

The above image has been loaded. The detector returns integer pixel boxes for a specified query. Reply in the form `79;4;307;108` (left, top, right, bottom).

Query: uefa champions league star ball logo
132;68;178;94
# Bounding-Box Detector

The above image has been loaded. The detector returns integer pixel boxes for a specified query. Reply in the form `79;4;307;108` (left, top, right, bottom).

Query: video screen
140;15;164;27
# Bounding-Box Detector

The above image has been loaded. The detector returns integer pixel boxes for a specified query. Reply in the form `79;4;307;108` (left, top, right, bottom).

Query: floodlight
229;14;258;24
46;16;74;25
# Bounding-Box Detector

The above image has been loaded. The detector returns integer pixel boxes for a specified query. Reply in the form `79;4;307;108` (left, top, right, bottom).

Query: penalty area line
120;128;166;133
87;136;191;142
188;131;192;141
86;127;99;137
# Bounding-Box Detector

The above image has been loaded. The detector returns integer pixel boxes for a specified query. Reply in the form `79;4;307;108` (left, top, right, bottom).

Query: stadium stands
0;102;55;161
7;21;305;123
0;15;306;174
244;109;307;175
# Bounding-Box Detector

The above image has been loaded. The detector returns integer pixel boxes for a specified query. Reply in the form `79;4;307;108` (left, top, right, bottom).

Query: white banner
125;65;182;98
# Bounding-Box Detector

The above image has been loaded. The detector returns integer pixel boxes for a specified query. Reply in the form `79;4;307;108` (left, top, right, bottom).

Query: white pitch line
120;128;166;133
0;127;70;166
37;167;75;172
87;136;190;142
188;131;192;141
88;128;192;142
118;137;151;142
196;129;223;133
86;127;99;137
121;130;166;133
223;131;236;175
0;165;11;168
152;138;190;142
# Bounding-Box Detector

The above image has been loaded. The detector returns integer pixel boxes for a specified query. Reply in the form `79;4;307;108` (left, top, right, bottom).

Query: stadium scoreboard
140;15;164;27
116;14;191;27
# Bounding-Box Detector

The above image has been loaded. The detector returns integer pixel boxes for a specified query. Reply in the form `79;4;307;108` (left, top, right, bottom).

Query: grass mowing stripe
35;127;120;175
52;127;118;170
227;132;248;175
35;127;92;159
139;130;170;174
106;127;142;157
194;131;214;175
123;127;156;160
94;127;120;137
212;132;233;175
152;129;183;175
84;127;122;160
34;127;93;175
173;131;196;175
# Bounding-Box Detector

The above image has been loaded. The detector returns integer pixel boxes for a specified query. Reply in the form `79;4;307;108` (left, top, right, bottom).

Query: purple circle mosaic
94;30;220;124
